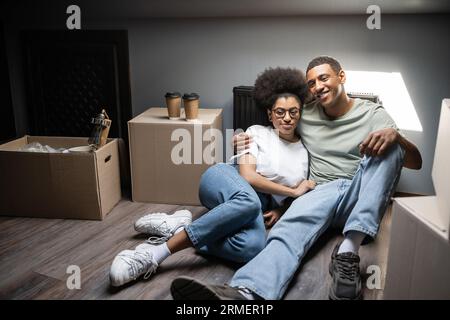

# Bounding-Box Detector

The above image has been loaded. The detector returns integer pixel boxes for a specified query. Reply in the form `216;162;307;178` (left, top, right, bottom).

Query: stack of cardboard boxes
384;99;450;299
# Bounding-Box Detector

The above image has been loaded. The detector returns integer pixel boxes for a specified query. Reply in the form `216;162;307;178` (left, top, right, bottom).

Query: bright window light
345;71;423;132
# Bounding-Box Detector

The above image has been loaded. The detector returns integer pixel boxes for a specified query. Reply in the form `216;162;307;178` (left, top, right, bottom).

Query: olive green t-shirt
297;98;399;185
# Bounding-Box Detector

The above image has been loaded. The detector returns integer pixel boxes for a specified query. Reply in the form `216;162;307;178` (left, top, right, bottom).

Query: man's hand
359;128;399;157
233;132;253;154
263;208;283;229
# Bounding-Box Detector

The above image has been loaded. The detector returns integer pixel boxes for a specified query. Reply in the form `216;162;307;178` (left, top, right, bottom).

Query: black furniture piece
21;30;133;193
233;86;269;131
0;22;16;143
22;30;132;144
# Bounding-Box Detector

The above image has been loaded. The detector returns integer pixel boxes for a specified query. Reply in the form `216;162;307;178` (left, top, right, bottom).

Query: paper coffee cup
183;93;200;121
165;92;182;120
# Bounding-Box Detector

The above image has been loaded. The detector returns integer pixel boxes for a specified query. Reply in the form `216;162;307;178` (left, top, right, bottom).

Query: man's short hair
306;56;342;75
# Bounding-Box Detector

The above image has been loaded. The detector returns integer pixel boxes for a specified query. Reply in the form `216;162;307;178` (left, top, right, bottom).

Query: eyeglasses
272;107;301;119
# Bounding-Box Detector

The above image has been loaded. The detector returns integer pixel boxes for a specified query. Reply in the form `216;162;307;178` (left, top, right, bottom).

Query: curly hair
253;67;308;110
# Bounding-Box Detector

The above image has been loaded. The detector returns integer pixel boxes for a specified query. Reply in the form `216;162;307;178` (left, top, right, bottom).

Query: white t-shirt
229;125;309;206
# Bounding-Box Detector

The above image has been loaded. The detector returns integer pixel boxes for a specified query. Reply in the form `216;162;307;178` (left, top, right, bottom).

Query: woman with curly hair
109;67;315;287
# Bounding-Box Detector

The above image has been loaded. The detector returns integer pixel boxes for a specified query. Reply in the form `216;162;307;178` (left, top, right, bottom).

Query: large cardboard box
128;107;222;205
384;99;450;299
0;136;122;220
384;198;450;299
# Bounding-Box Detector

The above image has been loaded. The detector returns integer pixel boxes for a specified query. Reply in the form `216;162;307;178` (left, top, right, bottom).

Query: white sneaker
134;210;192;244
110;244;158;287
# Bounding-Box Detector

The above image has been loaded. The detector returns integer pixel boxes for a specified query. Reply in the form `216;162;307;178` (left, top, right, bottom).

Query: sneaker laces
144;220;172;236
336;254;359;281
145;222;185;245
146;235;170;245
120;250;158;280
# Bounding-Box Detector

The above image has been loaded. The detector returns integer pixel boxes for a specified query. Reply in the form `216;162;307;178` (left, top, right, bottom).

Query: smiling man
170;56;422;300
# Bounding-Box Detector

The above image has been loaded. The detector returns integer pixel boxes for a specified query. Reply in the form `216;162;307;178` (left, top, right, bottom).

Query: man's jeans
229;144;405;299
184;163;269;263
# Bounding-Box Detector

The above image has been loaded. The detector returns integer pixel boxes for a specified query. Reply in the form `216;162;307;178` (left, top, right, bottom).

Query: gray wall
3;11;449;195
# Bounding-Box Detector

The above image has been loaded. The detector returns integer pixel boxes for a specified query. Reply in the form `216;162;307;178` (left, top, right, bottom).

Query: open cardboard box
0;136;121;220
384;99;450;299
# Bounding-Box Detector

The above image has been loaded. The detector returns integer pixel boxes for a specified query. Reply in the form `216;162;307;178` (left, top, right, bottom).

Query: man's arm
232;132;253;155
397;134;423;169
359;128;422;170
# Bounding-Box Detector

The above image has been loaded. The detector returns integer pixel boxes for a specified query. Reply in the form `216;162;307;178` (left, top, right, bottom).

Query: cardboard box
0;136;121;220
384;99;450;299
431;99;450;234
384;198;450;299
128;107;222;205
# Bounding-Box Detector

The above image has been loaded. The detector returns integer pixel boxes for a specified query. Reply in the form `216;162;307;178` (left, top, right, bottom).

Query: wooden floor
0;198;392;300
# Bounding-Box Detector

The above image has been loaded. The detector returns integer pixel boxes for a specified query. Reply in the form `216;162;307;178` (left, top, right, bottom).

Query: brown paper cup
166;97;181;120
184;99;199;121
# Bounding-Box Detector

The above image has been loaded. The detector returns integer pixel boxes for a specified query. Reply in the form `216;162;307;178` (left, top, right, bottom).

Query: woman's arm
238;154;315;198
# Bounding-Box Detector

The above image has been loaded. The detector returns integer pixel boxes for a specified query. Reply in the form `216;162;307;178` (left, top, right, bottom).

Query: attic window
345;71;423;132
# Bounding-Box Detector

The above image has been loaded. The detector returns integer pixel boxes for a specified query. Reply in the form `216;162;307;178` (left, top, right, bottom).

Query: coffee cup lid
183;93;200;100
165;92;181;98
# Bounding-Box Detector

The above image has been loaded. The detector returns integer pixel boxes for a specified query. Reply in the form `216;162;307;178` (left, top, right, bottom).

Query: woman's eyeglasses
272;108;300;119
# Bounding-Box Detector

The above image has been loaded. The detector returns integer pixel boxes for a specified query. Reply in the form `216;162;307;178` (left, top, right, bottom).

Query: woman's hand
233;132;253;154
291;179;316;198
263;207;283;229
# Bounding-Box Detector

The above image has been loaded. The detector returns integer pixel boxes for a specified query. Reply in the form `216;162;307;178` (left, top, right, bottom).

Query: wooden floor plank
0;270;63;300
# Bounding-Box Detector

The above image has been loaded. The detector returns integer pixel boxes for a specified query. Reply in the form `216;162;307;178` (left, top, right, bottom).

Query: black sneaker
329;243;362;300
171;276;248;300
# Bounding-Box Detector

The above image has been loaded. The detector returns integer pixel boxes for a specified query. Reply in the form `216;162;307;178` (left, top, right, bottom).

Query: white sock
174;226;185;234
153;242;172;264
338;231;366;254
237;286;256;300
139;242;171;264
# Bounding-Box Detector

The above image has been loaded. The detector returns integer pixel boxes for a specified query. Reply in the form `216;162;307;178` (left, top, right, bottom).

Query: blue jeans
184;163;269;263
229;144;405;299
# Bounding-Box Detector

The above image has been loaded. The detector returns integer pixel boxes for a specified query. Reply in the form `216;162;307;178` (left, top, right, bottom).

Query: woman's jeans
229;144;405;299
184;163;270;263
